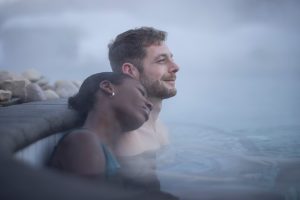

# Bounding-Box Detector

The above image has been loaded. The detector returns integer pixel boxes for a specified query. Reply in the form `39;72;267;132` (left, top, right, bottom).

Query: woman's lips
141;106;150;120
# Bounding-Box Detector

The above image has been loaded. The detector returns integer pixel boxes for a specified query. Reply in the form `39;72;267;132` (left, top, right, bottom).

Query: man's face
139;42;179;99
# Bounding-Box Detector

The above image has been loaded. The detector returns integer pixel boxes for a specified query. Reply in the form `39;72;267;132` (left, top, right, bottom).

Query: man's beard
140;74;177;99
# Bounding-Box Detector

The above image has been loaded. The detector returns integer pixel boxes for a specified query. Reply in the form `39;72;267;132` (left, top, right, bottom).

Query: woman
48;72;152;180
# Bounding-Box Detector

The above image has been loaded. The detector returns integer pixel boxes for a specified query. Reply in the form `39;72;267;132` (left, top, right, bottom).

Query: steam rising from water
0;0;299;129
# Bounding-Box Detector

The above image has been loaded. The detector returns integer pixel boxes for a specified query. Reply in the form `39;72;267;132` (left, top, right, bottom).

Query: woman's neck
82;106;122;150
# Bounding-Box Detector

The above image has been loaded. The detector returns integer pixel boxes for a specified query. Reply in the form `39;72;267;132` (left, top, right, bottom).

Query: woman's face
112;78;152;132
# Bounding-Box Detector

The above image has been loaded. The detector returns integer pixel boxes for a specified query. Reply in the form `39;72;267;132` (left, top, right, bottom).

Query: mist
0;0;299;130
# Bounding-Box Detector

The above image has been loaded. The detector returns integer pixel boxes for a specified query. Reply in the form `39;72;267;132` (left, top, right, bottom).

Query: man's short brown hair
108;27;167;73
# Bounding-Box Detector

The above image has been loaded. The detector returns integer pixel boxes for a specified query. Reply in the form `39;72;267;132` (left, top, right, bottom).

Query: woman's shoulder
62;128;99;146
54;128;103;161
50;128;106;175
57;129;105;158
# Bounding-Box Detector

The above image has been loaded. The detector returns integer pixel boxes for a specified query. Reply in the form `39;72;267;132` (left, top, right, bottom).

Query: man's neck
147;97;162;124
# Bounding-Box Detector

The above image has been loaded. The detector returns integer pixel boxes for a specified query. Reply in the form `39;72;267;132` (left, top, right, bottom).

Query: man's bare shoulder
115;119;170;156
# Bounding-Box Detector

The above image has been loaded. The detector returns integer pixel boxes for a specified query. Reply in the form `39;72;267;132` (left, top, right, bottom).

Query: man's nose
169;61;179;73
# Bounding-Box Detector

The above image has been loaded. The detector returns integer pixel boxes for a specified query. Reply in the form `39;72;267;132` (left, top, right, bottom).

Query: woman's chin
122;120;144;132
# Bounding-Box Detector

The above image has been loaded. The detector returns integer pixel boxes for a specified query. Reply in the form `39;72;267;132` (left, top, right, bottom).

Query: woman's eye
138;88;146;97
141;90;146;97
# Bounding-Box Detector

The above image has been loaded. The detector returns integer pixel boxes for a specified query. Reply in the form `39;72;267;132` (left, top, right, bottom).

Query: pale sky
0;0;299;130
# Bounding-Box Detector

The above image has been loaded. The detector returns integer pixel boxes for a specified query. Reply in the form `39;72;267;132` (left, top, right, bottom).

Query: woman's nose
145;100;153;111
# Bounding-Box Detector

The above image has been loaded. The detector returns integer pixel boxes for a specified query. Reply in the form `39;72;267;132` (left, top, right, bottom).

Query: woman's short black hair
68;72;131;121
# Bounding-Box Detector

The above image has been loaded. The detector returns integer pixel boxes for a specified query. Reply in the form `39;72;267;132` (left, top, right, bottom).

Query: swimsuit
101;143;120;177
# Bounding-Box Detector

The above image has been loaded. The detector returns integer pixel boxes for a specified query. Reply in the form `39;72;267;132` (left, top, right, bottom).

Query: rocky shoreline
0;69;81;107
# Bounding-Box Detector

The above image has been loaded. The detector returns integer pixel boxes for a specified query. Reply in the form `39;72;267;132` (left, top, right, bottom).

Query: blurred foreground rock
44;89;60;100
25;83;47;102
0;90;12;101
0;68;81;106
22;68;42;82
55;80;79;98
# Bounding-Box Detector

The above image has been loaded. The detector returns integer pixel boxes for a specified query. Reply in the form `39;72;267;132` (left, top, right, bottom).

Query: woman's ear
99;80;114;96
121;63;140;79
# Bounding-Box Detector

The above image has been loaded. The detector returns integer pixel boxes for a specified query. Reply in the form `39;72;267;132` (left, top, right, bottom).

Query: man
108;27;179;187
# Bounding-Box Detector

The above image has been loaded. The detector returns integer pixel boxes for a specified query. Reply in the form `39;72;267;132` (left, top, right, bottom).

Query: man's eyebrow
155;53;173;59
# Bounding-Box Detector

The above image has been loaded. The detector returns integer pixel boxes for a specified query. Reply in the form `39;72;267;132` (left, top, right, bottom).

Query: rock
0;89;12;102
54;80;78;98
72;80;82;89
11;72;24;80
41;84;54;91
0;97;21;106
0;79;30;100
22;68;42;82
25;83;46;102
36;76;49;87
0;70;25;82
44;89;59;100
0;71;14;84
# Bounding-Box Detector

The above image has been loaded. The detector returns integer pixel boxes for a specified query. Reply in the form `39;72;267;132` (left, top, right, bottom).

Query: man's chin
144;81;177;99
161;89;177;99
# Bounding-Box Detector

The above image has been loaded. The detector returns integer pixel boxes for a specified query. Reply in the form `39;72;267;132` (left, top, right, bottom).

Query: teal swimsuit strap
78;128;121;176
101;144;120;177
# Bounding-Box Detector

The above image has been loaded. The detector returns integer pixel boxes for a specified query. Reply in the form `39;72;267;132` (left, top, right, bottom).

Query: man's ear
121;63;140;79
99;80;114;96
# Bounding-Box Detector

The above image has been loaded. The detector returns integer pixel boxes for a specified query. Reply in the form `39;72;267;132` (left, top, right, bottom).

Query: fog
0;0;299;130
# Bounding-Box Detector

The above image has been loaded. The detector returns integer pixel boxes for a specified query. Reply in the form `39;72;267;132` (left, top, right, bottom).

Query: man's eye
157;59;165;63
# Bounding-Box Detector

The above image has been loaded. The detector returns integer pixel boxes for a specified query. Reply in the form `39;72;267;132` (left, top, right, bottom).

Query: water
156;123;300;199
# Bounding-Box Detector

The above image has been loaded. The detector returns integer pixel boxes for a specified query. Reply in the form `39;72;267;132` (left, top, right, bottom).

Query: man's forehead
145;43;172;57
